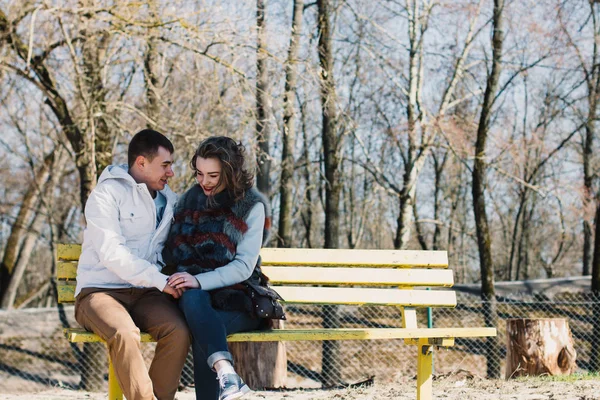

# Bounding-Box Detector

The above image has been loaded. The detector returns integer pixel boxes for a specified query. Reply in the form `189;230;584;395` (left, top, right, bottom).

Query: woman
163;136;271;400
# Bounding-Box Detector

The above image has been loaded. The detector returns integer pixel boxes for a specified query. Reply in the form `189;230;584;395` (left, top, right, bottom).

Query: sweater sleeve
194;202;265;291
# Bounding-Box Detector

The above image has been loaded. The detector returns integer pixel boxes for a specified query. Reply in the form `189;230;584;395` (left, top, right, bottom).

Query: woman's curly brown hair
190;136;254;202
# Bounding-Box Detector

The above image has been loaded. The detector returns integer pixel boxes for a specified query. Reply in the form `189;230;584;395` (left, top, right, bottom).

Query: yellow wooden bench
56;243;496;400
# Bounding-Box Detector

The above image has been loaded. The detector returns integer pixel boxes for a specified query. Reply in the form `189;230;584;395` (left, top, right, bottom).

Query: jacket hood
98;164;135;185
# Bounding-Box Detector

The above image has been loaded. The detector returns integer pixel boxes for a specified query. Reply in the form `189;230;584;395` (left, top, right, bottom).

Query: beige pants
75;287;190;400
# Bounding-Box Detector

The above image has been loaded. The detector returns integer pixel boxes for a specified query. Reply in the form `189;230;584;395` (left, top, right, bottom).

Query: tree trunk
590;198;600;371
277;0;304;248
582;34;597;275
300;102;314;249
230;321;287;389
144;36;161;125
3;140;70;309
583;106;595;276
228;1;286;389
255;0;271;194
0;152;53;305
506;318;577;378
81;27;113;179
472;0;504;379
1;202;45;309
317;0;343;386
144;2;162;128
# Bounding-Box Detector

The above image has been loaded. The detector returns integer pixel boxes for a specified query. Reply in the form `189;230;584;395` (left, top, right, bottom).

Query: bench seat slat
272;286;456;307
65;327;496;343
262;267;454;287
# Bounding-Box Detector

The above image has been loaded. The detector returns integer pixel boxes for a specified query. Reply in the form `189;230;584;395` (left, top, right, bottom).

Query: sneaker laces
218;373;234;389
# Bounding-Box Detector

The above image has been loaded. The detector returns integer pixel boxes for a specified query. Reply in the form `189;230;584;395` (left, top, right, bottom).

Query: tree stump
229;320;287;389
506;318;576;379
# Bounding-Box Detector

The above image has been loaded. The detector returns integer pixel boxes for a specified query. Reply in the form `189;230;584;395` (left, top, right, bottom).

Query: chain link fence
1;293;598;394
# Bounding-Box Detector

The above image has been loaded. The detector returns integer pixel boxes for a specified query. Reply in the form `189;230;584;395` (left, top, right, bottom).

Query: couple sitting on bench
75;129;271;400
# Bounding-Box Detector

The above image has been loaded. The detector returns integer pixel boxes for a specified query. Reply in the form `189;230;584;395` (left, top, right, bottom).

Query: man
74;129;190;400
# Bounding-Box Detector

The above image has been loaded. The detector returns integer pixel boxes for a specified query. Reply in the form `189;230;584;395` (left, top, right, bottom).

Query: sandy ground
1;375;599;400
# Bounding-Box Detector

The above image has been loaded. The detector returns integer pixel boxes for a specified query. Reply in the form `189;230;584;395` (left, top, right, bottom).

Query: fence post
427;287;434;374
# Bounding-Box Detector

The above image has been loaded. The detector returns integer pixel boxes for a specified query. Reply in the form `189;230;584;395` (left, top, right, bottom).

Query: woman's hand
168;272;200;290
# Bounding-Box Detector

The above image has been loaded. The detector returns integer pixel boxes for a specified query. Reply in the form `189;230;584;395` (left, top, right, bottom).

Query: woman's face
195;157;224;196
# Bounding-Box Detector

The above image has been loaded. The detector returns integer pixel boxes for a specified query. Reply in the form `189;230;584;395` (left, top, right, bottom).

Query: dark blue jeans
179;289;261;400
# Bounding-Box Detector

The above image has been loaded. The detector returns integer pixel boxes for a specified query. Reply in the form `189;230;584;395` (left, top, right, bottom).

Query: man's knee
108;327;142;348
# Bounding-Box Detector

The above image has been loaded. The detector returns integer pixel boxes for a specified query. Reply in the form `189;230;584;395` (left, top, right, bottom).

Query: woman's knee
179;289;212;315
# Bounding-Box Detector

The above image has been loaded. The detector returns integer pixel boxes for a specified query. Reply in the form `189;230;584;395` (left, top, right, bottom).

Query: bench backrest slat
56;283;456;307
58;245;449;268
260;248;448;268
271;286;457;307
58;263;453;287
262;267;453;287
57;244;83;262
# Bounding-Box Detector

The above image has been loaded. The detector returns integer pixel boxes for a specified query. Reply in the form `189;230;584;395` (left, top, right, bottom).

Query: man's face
138;146;174;192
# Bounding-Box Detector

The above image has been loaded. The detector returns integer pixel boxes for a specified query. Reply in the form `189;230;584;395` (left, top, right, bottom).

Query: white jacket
75;165;177;296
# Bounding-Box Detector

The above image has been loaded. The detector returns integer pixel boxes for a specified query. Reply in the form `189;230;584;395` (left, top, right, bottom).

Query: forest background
0;0;599;326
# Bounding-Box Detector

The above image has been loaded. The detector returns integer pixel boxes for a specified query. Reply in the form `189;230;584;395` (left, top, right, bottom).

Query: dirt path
1;376;599;400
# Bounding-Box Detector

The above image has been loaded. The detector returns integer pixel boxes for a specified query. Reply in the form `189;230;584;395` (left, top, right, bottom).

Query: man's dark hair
128;129;174;167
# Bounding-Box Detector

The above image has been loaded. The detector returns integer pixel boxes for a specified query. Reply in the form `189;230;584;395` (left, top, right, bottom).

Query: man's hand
167;272;201;290
162;282;184;299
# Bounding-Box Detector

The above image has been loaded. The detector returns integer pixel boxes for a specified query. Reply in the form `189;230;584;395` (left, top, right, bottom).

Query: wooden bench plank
261;248;448;268
262;267;454;287
65;327;496;343
57;283;457;307
57;244;83;261
57;261;78;280
57;283;76;303
271;286;457;307
58;263;454;287
57;244;449;268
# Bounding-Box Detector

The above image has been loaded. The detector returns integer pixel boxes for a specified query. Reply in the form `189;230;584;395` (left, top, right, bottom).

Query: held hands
167;272;200;290
162;283;184;299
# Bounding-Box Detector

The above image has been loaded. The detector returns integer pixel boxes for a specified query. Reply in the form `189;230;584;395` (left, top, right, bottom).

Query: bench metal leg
416;340;433;400
108;356;123;400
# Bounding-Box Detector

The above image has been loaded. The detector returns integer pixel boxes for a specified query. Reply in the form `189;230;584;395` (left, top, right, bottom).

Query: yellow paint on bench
57;283;76;303
417;339;433;400
260;248;448;267
57;244;83;261
57;245;449;268
59;263;453;287
108;357;122;400
57;283;458;307
271;286;457;307
57;261;78;280
261;267;454;287
66;329;155;343
65;327;494;343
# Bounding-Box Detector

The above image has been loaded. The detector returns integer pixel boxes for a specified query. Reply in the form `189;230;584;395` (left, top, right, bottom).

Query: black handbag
245;281;286;320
